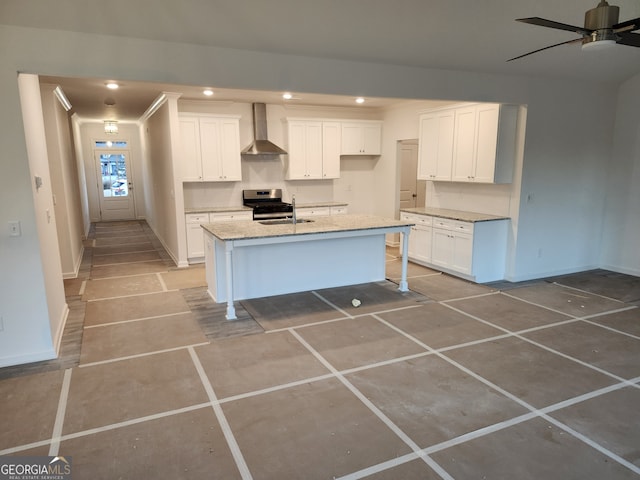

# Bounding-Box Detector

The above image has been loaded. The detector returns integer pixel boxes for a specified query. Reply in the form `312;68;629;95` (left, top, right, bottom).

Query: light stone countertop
401;207;509;223
202;214;413;241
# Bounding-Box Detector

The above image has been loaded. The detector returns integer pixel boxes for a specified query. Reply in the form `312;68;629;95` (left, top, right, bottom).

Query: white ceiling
4;0;640;121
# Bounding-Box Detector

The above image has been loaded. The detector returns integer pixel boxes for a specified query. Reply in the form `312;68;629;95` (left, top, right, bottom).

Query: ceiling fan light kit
509;0;640;61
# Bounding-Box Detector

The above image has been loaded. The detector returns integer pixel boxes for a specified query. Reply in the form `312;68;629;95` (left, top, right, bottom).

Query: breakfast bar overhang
202;215;414;319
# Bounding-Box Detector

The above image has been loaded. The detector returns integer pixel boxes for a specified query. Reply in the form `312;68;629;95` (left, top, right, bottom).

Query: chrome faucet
291;194;297;224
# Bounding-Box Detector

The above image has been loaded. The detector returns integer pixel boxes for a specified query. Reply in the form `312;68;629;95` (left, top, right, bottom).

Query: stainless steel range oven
242;189;293;220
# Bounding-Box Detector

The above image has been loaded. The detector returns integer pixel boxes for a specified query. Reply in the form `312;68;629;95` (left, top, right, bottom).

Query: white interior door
399;140;424;210
96;150;136;221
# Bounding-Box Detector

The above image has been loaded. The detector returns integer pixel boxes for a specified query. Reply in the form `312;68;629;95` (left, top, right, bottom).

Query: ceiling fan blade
507;37;584;62
516;17;591;35
617;31;640;47
613;17;640;32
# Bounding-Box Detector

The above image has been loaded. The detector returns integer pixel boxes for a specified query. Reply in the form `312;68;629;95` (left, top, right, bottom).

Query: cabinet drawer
330;206;348;215
401;213;433;225
186;213;209;224
432;218;473;233
210;211;252;222
298;207;331;216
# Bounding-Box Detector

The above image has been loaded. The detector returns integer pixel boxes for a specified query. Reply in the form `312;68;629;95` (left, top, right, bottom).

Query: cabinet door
305;122;323;179
219;118;242;181
322;122;341;178
451;233;473;274
452;106;477;182
473;104;500;183
408;225;432;263
418;111;454;180
362;124;381;154
431;228;453;268
186;223;206;258
286;122;308;179
341;123;363;154
199;118;223;181
179;118;203;181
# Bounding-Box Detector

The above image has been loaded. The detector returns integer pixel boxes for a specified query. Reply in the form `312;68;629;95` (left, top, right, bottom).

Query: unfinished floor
1;220;639;479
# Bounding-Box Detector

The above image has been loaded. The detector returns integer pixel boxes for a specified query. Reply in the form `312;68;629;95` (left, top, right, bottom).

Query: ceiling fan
508;0;640;61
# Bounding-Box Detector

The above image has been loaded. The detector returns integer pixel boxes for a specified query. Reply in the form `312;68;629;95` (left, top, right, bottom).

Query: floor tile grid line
0;397;212;456
78;280;86;296
262;304;425;335
336;452;424;480
581;315;640;341
48;368;72;456
85;289;184;303
370;312;640;475
499;290;620;320
156;272;169;292
83;311;194;329
92;240;155;248
390;272;443;280
441;302;640;391
88;258;164;269
84;270;169;284
187;346;253;480
551;280;633;304
287;328;455;480
311;290;355;318
91;248;157;257
78;342;210;368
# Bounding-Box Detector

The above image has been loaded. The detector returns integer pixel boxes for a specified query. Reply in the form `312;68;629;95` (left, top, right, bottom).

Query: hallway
1;220;639;479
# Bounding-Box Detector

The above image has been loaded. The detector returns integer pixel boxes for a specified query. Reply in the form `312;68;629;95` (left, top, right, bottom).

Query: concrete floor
1;221;639;479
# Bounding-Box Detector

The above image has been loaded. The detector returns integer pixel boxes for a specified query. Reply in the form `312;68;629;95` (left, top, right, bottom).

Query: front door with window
96;150;136;221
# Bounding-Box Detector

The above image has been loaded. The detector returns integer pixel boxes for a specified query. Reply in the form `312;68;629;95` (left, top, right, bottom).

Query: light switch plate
8;221;21;237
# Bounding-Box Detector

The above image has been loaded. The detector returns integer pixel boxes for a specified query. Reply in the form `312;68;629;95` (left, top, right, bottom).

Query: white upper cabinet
285;119;341;180
418;103;518;184
340;121;382;155
417;109;455;181
179;115;242;182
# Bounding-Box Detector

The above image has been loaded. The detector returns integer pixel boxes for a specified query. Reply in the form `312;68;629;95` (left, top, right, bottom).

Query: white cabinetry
186;210;251;263
400;211;509;282
418;103;517;184
431;218;473;276
285;119;340;180
330;205;348;215
341;121;382;155
401;212;432;264
417;109;455;181
179;115;242;182
296;206;331;217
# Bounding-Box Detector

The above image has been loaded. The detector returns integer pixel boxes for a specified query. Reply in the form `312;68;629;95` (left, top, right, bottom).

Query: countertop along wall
0;22;628;365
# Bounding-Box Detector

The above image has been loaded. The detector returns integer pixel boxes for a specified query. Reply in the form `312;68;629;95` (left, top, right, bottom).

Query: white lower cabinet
401;213;432;264
401;212;508;282
186;211;251;263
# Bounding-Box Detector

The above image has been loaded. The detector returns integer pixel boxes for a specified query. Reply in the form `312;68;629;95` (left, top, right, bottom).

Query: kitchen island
202;215;413;319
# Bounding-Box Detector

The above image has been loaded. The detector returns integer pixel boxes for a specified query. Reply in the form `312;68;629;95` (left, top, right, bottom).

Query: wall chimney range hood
241;103;287;155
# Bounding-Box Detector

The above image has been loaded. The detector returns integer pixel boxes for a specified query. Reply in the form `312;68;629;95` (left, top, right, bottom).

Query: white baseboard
52;303;70;357
598;264;640;278
62;245;85;279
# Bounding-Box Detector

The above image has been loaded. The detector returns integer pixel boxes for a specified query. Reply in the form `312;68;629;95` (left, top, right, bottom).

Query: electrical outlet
9;221;21;237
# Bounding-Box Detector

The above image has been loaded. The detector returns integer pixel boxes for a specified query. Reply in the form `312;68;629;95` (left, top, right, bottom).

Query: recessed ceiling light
282;92;293;100
355;97;365;104
203;89;214;96
106;82;119;90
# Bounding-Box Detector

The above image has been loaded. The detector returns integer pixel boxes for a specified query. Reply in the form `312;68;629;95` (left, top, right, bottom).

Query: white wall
0;22;633;365
40;84;85;278
600;72;640;276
